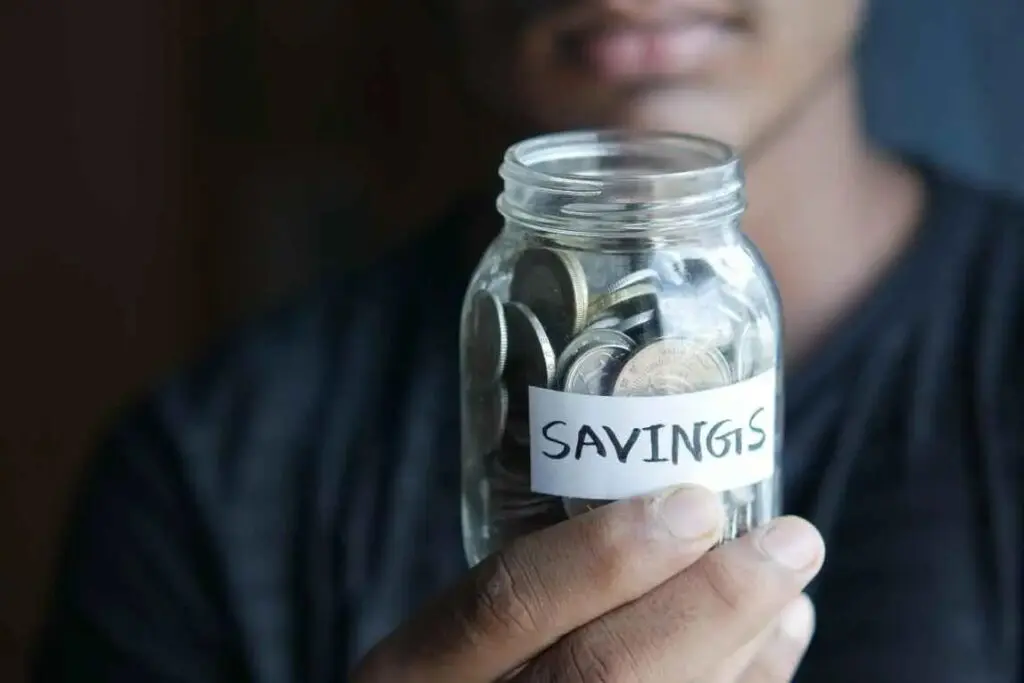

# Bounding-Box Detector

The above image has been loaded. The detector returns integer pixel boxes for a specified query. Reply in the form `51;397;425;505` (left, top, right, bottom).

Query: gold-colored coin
605;268;661;294
510;248;589;353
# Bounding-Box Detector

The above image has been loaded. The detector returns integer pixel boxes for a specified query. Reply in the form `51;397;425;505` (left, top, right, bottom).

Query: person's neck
742;67;923;361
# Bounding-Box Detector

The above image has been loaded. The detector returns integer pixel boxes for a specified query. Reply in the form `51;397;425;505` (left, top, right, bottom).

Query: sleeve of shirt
32;400;246;682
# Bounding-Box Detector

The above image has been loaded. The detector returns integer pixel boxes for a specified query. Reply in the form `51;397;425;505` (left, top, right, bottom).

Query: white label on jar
528;370;776;499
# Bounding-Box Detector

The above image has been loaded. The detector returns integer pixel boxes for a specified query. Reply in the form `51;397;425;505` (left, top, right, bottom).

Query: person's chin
611;90;744;143
528;87;745;149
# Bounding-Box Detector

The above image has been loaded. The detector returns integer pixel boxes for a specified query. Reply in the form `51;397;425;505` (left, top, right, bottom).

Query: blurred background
2;0;1024;680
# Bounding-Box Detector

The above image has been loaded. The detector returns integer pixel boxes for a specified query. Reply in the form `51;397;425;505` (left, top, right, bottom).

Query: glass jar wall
460;131;783;567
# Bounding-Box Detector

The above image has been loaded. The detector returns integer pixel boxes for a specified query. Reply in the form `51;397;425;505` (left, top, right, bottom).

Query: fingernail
755;517;824;571
654;486;723;540
779;595;815;642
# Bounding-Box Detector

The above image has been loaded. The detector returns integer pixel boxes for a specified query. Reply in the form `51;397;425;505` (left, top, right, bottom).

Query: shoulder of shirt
923;160;1024;233
97;219;461;477
928;162;1024;301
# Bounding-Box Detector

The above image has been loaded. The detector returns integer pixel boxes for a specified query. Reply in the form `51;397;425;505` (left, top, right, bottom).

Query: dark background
2;0;1023;680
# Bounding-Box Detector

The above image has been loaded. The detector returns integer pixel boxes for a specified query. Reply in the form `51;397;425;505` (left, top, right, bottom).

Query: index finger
353;485;726;683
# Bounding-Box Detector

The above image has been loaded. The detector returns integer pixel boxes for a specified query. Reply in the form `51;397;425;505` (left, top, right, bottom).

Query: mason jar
460;130;782;567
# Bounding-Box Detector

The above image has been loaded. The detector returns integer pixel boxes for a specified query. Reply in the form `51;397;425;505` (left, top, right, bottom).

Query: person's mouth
557;9;748;82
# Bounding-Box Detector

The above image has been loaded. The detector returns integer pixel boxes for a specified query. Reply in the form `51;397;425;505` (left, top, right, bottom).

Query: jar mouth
503;130;737;183
498;130;745;236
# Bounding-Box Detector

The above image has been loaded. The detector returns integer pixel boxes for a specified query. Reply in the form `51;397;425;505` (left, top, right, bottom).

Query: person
32;0;1023;681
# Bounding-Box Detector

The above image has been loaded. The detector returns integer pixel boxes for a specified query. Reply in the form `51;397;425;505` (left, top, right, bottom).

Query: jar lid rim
501;130;740;189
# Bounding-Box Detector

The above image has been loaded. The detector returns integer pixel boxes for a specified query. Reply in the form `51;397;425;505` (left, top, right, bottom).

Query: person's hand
353;485;824;682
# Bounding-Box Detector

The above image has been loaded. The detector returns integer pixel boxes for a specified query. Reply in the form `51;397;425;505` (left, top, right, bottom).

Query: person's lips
580;18;743;80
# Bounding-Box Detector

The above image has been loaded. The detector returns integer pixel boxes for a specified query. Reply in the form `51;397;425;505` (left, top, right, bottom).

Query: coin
615;309;657;337
612;338;732;396
510;248;589;352
503;301;557;401
605;268;661;294
466;290;508;387
586;315;622;331
725;496;755;540
587;281;659;323
473;383;508;453
563;344;633;395
554;328;635;387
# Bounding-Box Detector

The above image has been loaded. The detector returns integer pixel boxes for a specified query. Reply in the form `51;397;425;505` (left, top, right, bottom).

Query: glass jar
460;130;782;567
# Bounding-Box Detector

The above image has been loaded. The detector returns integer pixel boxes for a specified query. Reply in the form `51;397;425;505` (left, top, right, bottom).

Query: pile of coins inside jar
464;246;777;542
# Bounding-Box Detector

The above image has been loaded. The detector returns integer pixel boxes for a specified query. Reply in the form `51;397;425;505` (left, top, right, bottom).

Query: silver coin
563;344;633;395
606;268;661;294
466;290;508;387
612;338;732;396
554;328;636;387
510;248;589;352
615;309;657;337
588;282;659;324
503;301;557;398
586;315;622;331
473;383;508;453
725;499;755;540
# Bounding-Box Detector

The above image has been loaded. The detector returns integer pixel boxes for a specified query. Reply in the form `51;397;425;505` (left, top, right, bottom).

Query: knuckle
467;551;542;639
528;634;642;683
575;505;637;590
696;551;758;614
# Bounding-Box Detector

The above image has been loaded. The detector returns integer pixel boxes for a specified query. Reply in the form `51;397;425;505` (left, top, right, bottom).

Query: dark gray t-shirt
34;163;1023;682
